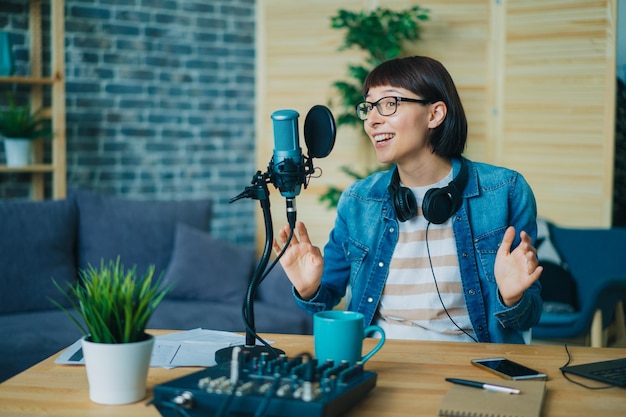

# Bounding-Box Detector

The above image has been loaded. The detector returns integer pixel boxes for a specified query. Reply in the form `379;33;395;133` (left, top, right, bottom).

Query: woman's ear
428;101;447;129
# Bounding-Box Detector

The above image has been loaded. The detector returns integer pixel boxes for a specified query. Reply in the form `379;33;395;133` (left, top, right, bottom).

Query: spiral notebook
438;379;546;417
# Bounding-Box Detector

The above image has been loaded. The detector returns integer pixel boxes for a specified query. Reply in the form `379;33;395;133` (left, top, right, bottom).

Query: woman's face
363;85;441;167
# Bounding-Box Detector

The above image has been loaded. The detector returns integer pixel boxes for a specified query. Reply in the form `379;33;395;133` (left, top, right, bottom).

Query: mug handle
361;325;386;363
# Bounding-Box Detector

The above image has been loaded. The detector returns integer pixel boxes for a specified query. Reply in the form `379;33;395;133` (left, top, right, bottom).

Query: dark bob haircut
362;56;467;158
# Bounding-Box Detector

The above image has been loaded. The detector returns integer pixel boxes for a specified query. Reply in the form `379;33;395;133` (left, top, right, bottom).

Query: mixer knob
172;391;194;409
301;381;321;402
276;383;292;397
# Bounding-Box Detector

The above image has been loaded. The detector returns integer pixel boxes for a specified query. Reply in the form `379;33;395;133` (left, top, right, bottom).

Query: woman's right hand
272;221;324;300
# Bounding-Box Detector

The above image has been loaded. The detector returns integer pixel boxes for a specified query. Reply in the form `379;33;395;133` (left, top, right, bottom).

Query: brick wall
0;0;257;245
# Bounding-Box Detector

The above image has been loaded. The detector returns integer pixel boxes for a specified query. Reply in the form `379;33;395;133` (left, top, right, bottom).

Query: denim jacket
295;157;542;343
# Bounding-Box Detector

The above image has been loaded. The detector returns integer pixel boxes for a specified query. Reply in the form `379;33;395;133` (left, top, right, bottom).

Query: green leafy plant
0;93;52;140
321;6;429;209
329;6;430;128
52;258;169;344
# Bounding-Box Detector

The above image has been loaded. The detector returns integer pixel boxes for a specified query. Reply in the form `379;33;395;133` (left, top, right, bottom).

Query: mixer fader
152;347;377;417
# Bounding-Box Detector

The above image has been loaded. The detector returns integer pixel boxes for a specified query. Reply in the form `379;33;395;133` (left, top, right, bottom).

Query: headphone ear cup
422;159;468;224
393;186;417;222
422;187;454;225
390;159;468;223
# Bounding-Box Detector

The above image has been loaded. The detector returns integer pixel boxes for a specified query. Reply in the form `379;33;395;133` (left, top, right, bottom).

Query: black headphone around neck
388;158;468;224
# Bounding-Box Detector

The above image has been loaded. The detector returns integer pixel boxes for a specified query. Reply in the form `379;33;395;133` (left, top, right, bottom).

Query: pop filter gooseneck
215;105;336;364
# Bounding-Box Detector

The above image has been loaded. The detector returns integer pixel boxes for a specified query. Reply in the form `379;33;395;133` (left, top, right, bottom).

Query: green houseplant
321;6;429;208
54;258;168;343
0;94;51;140
53;258;169;405
0;93;52;166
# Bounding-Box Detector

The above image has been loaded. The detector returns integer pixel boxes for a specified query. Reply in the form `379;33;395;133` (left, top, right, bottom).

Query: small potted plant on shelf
0;93;51;167
52;258;169;405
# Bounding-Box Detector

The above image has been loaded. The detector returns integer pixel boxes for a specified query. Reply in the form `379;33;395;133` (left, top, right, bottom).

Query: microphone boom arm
216;170;284;361
216;105;335;363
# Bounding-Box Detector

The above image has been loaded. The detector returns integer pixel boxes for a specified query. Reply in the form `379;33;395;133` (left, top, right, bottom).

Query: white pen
445;378;521;394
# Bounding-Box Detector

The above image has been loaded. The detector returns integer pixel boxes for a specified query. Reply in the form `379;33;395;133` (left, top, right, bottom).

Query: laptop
560;357;626;388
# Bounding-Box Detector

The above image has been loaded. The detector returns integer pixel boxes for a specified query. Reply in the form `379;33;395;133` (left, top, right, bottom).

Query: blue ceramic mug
314;310;385;365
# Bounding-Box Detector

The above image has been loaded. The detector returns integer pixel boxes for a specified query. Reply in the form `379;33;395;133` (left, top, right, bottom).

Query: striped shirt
375;171;475;342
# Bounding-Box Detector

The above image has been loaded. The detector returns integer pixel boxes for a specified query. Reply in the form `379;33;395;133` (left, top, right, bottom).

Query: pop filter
304;105;336;159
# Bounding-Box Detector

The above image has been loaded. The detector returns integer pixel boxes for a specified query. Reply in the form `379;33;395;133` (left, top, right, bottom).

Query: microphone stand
215;170;285;363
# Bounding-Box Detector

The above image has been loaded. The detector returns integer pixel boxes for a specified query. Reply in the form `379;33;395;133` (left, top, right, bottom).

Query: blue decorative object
0;31;14;76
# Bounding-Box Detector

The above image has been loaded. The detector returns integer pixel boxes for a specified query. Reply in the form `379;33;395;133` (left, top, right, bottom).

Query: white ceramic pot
81;334;154;405
3;138;33;167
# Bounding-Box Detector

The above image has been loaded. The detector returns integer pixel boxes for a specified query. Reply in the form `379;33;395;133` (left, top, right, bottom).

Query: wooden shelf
0;76;56;85
1;0;65;200
0;164;55;173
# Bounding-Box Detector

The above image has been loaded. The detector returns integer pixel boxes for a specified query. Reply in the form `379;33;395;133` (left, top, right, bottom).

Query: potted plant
52;258;169;405
0;93;51;166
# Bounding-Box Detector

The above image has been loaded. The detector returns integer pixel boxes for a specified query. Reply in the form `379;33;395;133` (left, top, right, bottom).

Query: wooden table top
1;330;625;416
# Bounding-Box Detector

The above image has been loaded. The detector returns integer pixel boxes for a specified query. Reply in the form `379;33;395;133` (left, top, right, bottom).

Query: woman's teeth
375;133;395;142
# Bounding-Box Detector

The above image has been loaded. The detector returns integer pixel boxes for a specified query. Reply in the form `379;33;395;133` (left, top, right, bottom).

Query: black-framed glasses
356;96;431;121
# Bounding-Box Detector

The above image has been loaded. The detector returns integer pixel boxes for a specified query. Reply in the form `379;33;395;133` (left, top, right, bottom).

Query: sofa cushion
163;223;255;302
73;189;211;279
0;198;78;314
149;299;313;335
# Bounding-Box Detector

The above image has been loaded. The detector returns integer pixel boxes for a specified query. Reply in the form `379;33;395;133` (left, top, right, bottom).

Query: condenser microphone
218;105;335;362
269;109;305;199
268;105;336;228
269;110;305;228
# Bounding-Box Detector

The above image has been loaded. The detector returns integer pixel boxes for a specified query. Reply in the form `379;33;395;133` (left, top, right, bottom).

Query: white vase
3;138;33;167
81;334;154;405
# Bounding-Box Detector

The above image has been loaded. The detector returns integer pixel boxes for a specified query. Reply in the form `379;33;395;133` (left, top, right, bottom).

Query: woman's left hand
494;226;543;307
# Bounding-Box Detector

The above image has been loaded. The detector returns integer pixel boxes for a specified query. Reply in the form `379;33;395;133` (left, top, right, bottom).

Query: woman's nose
366;108;384;126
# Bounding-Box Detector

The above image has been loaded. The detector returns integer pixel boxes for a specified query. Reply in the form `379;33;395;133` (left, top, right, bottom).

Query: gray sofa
0;190;312;383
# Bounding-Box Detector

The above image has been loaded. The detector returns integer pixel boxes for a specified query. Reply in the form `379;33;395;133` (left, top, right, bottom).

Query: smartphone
471;357;547;380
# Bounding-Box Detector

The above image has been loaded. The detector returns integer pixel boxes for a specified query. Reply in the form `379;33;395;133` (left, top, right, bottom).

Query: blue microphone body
270;110;304;199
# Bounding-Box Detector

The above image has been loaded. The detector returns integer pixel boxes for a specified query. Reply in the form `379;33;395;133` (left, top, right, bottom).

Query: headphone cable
425;222;478;343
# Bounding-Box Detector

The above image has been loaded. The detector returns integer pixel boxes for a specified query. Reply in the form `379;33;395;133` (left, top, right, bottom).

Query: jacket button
468;289;476;295
389;227;395;233
463;253;469;258
367;297;374;303
378;262;384;267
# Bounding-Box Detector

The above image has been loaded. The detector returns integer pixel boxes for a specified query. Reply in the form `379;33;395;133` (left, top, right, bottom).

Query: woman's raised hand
494;226;543;307
272;221;324;300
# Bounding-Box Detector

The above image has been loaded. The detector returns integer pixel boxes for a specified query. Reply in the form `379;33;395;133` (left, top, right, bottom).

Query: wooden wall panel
256;0;368;251
256;0;616;252
499;0;616;226
412;0;492;159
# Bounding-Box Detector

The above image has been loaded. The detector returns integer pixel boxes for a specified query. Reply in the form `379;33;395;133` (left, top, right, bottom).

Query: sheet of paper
54;328;247;368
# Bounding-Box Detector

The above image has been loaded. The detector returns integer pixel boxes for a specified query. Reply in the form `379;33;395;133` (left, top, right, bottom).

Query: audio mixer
152;347;377;417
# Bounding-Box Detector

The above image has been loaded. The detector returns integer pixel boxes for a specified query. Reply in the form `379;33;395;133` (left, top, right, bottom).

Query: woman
273;56;543;343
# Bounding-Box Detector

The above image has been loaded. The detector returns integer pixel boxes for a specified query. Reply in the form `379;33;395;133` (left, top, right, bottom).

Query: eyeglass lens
356;97;400;120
